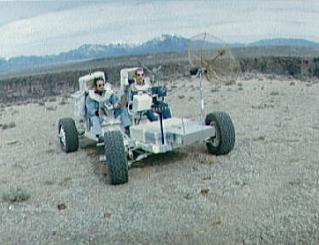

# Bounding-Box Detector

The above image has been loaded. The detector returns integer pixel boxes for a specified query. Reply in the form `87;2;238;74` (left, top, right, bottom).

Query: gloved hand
99;108;105;116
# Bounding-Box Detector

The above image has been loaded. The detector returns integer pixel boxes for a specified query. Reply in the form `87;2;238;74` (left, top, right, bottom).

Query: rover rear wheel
205;112;235;155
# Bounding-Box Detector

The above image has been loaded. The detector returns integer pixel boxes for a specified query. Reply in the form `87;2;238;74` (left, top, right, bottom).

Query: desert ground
0;74;319;244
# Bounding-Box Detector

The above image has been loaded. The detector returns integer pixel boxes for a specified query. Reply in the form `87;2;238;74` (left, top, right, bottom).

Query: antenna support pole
199;69;205;124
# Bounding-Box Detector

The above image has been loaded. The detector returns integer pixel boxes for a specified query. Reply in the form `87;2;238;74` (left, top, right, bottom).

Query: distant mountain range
249;38;319;48
0;35;319;75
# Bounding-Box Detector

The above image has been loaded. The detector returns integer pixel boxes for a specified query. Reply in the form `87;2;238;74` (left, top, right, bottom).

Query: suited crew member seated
85;77;131;139
127;67;171;121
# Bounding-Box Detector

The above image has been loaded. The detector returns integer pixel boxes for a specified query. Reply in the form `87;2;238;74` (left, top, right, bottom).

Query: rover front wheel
104;131;128;185
58;118;79;153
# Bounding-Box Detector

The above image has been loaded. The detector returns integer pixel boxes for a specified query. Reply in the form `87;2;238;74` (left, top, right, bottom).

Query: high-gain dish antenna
188;32;240;121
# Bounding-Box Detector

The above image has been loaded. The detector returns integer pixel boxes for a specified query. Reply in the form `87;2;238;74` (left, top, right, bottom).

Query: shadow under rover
130;150;189;169
80;136;212;184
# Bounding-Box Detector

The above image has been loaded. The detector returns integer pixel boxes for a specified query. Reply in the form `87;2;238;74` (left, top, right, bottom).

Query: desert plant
2;187;30;203
45;106;57;111
1;121;16;130
59;98;68;105
48;97;57;102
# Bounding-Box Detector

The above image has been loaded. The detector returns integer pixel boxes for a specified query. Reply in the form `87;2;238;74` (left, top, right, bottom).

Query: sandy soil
0;75;319;244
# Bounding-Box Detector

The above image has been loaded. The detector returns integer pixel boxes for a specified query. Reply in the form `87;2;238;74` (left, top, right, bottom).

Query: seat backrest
79;71;106;93
120;67;139;94
72;90;86;117
75;71;108;119
120;67;153;95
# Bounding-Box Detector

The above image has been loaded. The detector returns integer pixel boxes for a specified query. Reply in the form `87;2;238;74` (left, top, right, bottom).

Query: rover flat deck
130;117;215;153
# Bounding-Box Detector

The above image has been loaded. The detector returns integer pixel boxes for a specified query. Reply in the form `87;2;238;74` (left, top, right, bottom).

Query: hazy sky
1;0;319;58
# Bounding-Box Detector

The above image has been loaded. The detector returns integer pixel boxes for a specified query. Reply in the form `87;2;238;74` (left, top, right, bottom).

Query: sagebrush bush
1;121;16;130
2;187;30;203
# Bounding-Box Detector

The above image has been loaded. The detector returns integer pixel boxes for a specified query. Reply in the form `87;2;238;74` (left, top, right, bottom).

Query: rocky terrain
0;74;319;244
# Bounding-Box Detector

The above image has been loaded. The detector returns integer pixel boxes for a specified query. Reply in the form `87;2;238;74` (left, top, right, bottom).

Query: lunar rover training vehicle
58;33;239;185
